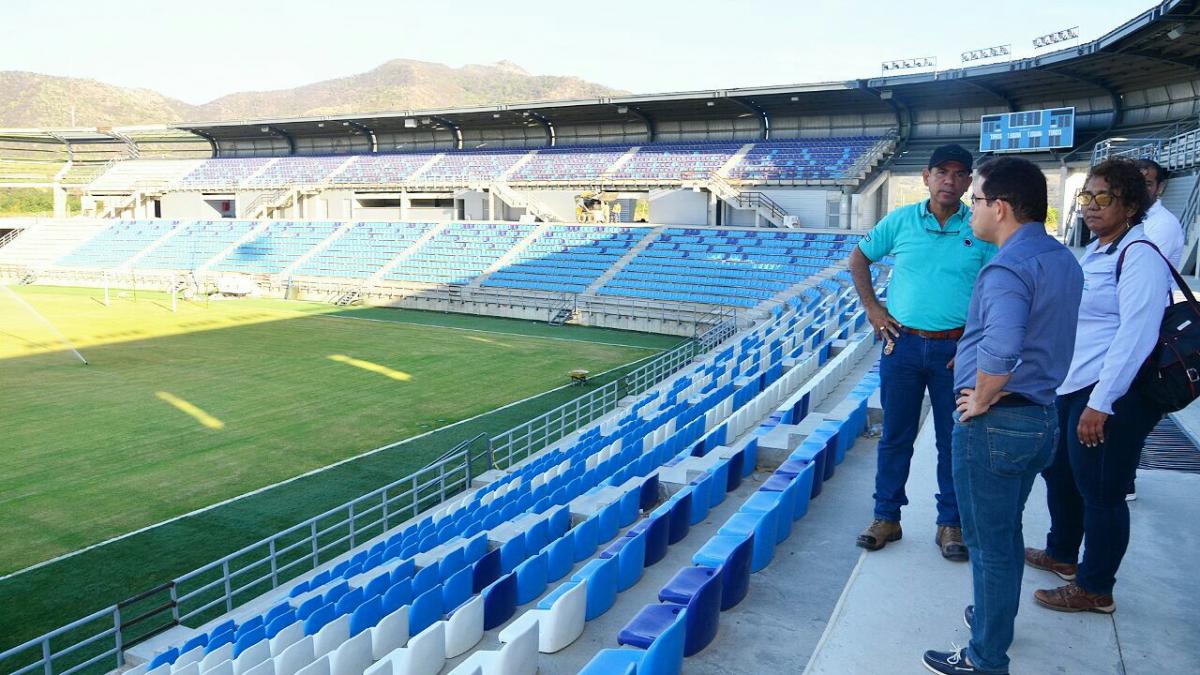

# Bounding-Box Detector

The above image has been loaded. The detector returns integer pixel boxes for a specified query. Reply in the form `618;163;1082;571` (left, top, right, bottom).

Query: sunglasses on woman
1076;191;1118;208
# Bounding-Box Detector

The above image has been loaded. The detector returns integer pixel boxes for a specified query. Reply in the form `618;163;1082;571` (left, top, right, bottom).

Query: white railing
0;312;741;675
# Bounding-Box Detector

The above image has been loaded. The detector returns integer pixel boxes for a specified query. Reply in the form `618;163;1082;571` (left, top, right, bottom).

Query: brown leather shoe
936;525;969;562
1024;547;1077;581
856;519;902;551
1034;582;1115;614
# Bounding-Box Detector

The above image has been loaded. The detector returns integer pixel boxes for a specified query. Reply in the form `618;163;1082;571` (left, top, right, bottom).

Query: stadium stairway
467;225;549;289
582;228;662;295
121;220;194;270
280;223;358;278
597;147;641;179
121;277;884;675
403;154;447;184
367;223;451;284
198;222;272;272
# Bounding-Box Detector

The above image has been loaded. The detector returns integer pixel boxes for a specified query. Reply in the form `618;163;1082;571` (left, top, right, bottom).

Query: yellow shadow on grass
327;354;413;382
155;391;225;430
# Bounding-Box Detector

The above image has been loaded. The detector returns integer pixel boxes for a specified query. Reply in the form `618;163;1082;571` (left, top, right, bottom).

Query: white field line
314;312;670;350
0;353;657;582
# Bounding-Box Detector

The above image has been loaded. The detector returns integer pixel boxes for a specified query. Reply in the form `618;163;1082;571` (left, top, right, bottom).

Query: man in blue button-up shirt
922;157;1082;675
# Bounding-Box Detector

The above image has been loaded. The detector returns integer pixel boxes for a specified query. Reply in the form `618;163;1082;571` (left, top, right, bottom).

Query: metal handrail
0;436;488;675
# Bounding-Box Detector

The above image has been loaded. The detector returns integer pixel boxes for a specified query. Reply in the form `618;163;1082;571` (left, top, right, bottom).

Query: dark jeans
1042;384;1161;595
954;404;1057;674
874;331;959;526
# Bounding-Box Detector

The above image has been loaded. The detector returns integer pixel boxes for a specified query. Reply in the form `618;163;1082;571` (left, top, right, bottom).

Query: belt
992;393;1037;408
899;326;964;340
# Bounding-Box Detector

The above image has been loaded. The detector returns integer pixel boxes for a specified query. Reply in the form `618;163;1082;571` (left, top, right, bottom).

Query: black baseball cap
928;144;974;171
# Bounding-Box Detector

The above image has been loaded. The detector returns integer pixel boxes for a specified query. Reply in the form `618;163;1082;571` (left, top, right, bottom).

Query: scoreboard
979;107;1075;153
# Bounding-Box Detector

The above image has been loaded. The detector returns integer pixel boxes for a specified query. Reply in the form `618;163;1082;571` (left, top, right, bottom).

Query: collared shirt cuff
1086;389;1116;416
977;347;1018;376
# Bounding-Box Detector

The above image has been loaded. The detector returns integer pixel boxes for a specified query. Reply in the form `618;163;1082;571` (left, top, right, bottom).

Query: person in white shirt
1134;159;1184;269
1126;159;1182;501
1026;158;1168;614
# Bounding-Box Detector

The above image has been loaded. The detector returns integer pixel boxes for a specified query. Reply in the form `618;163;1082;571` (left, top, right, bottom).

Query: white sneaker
1125;491;1137;502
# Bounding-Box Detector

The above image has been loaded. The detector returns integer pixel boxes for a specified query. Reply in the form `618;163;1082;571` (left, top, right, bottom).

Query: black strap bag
1117;239;1200;413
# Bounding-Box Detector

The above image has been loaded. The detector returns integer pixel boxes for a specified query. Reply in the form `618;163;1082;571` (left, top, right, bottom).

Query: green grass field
0;285;680;652
1;285;675;574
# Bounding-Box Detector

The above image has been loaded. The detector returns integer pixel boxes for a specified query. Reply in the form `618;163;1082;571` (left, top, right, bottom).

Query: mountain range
0;60;626;128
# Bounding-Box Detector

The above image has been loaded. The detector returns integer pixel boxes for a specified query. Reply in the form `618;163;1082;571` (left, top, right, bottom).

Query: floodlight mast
1032;27;1079;49
880;56;937;73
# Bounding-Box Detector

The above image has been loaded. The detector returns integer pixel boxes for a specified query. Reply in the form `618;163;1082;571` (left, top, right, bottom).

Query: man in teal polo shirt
848;144;996;561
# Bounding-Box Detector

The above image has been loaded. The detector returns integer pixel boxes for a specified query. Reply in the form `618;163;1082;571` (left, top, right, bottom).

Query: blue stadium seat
601;529;647;592
692;533;754;611
408;586;442;636
482;573;517;630
579;607;686;675
652;566;723;656
570;555;618;621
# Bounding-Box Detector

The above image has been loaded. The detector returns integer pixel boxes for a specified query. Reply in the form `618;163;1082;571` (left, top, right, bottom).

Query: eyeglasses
1076;191;1117;208
970;194;1008;205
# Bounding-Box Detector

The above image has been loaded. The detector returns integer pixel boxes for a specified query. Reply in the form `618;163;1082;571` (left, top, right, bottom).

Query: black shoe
923;646;1005;674
964;605;974;631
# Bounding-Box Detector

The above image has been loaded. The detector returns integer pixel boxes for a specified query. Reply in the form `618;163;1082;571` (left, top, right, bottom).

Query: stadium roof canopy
171;0;1199;149
2;0;1195;167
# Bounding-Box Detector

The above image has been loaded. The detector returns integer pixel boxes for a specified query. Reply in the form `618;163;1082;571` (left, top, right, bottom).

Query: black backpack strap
1116;238;1200;311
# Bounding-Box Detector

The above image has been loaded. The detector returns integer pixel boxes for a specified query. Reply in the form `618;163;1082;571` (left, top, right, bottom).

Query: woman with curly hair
1024;158;1170;613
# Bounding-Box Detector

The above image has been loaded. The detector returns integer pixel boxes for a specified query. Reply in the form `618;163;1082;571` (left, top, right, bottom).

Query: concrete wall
522;189;579;223
322;191;355;220
162;192;225;219
459;191;493;221
760;189;833;228
649;189;709;226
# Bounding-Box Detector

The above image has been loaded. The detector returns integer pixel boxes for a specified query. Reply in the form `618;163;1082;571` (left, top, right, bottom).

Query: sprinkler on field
2;285;88;365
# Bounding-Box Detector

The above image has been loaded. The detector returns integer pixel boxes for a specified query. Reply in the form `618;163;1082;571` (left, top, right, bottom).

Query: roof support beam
730;97;770;140
266;126;296;155
961;80;1017;112
1120;49;1200;70
344;121;377;153
614;104;656;143
189;129;220;157
864;84;911;149
431;116;463;150
527;111;555;147
1049;68;1123;161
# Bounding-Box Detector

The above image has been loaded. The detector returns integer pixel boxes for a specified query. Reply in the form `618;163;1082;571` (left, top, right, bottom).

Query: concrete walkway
803;411;1200;674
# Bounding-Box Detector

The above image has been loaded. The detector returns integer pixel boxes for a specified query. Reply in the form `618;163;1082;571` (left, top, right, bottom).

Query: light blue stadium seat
692;532;754;611
600;528;647;592
379;576;413;619
348;595;384;637
542;534;574;584
514;551;548;606
499;535;526;576
303;604;336;637
412;564;440;596
570;555;619;621
571;515;600;562
265;610;298;640
579;606;687;675
408;585;442;636
441;566;474;615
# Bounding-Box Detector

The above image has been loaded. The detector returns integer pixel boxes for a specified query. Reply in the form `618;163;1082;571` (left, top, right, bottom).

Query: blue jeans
1043;385;1161;595
954;404;1057;674
874;331;959;525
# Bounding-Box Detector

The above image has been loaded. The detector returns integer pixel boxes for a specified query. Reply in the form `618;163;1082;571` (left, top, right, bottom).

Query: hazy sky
2;0;1155;104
